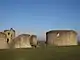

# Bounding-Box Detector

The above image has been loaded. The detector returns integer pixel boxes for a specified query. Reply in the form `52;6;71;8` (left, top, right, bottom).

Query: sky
0;0;80;40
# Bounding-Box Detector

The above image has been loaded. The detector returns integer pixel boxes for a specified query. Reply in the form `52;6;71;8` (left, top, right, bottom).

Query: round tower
13;34;32;48
46;30;78;46
30;35;38;48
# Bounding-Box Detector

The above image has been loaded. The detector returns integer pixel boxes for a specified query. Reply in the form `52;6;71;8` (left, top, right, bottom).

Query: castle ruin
46;30;78;46
0;28;38;49
0;28;78;49
13;34;32;48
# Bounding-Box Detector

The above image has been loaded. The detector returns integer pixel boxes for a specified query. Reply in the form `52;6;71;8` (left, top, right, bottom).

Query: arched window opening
8;32;10;35
7;38;9;43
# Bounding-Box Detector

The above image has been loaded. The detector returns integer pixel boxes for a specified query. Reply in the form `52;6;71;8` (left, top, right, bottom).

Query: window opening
57;33;60;37
8;32;10;35
7;38;9;43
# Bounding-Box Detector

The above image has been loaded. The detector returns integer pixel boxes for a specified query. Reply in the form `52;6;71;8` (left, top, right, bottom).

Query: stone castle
0;28;78;49
0;28;38;49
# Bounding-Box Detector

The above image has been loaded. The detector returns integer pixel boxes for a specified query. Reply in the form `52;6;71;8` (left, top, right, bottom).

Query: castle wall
46;30;78;46
13;34;32;48
0;28;38;49
0;32;9;49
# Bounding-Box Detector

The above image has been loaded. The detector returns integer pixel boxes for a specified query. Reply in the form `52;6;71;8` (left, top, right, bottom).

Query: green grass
0;46;80;60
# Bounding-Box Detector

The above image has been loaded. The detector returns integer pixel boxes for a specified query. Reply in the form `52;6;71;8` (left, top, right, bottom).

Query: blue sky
0;0;80;39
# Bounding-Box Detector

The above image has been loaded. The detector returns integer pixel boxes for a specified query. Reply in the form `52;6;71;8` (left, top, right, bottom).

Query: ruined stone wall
0;28;38;49
13;34;32;48
0;32;9;49
46;30;78;46
4;28;15;44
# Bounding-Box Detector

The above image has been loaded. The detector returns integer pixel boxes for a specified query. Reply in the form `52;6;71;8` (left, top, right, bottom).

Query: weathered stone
13;34;32;48
46;30;78;46
30;35;38;48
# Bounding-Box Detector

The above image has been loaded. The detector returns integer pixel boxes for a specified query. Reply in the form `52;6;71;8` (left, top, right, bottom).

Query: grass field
0;46;80;60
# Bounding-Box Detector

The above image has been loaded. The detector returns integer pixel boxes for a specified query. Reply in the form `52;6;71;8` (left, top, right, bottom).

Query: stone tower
30;35;38;48
46;30;78;46
13;34;32;48
4;28;15;44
